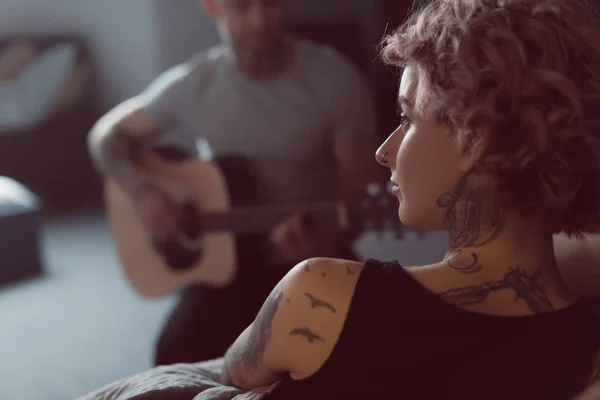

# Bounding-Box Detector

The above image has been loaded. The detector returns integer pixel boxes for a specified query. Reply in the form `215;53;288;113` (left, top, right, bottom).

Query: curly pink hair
383;0;600;237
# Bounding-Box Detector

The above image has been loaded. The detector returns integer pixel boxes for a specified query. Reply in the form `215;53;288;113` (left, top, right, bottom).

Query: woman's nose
376;143;391;167
376;126;405;167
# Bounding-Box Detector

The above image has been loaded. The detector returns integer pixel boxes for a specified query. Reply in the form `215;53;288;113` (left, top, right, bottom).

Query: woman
221;0;600;399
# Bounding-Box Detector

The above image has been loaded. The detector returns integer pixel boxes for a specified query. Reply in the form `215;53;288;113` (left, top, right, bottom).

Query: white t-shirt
142;36;376;205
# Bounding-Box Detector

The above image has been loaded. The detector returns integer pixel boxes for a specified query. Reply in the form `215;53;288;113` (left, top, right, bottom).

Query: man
88;0;382;366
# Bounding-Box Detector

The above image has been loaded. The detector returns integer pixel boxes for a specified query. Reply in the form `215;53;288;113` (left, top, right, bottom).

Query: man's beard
233;40;287;80
236;40;279;67
216;22;286;80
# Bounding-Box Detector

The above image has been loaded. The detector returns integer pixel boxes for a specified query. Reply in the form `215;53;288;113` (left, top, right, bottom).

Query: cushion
0;176;42;287
0;43;77;130
0;41;38;81
0;176;39;215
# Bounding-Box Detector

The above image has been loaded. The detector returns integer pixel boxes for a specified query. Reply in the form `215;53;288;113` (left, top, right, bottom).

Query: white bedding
77;358;279;400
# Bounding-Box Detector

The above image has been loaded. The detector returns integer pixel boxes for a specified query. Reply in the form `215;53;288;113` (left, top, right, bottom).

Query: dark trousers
153;234;356;366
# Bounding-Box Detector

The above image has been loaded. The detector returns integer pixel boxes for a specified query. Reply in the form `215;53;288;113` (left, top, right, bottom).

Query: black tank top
268;259;600;400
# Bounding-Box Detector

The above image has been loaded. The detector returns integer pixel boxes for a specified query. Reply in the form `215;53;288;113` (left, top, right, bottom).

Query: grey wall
0;0;163;108
284;0;381;81
0;0;383;109
285;0;380;39
153;0;382;75
153;0;219;72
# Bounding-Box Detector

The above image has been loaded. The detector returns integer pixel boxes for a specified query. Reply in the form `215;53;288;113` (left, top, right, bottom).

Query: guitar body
105;147;402;298
106;149;246;298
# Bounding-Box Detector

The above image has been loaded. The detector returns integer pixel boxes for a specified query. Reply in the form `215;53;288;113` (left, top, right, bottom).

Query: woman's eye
399;114;411;131
395;106;411;132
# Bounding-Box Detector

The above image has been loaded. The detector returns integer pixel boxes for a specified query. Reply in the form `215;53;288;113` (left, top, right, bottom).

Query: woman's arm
554;234;600;296
221;258;364;389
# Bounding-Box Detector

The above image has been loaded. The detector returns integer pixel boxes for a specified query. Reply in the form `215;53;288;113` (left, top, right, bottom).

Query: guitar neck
199;203;349;235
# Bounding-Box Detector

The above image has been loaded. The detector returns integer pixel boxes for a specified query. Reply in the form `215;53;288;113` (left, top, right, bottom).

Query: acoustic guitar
105;148;402;298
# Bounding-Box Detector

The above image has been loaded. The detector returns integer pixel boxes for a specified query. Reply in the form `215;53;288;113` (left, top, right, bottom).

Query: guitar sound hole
152;238;203;272
179;201;203;239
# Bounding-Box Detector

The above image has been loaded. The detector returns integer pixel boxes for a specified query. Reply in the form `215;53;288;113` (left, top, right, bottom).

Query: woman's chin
398;205;439;231
398;214;419;230
397;204;414;228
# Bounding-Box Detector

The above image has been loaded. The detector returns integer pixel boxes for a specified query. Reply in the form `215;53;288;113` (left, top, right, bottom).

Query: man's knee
153;320;242;367
154;329;220;366
154;330;188;366
152;278;273;367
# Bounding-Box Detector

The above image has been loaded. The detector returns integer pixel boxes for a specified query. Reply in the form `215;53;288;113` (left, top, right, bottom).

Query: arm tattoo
224;280;285;385
437;177;501;273
346;265;360;275
290;328;325;343
304;293;336;314
438;267;555;314
223;355;248;388
303;259;312;272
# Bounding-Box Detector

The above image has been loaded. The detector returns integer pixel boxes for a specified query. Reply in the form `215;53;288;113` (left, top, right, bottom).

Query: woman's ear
457;129;484;174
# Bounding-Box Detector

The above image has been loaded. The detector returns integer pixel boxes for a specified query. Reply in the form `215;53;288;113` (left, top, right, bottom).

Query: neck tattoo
437;177;501;273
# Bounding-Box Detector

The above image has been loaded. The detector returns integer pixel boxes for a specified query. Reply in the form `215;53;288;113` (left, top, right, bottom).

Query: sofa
0;176;42;287
0;34;103;211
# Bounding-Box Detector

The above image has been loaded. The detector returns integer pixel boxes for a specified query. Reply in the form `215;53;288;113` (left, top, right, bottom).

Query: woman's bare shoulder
299;257;365;276
276;258;365;379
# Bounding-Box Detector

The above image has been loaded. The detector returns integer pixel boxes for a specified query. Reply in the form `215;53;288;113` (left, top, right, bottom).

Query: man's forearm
554;233;600;295
88;124;150;197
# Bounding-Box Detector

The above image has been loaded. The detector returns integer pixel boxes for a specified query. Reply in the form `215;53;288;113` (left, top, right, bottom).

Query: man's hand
271;212;319;261
135;185;180;239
